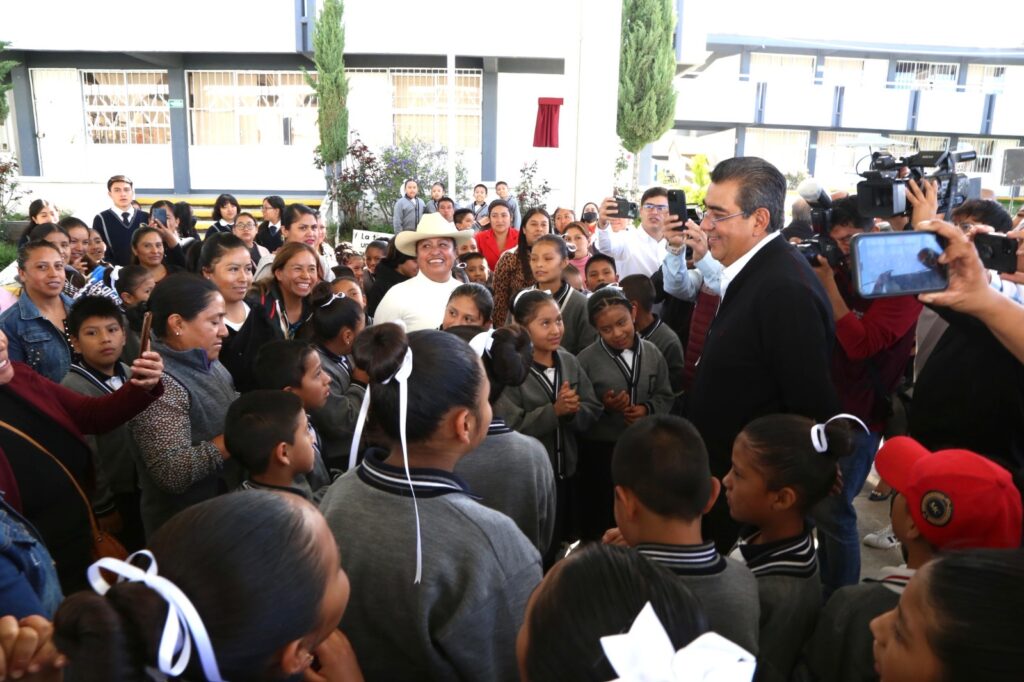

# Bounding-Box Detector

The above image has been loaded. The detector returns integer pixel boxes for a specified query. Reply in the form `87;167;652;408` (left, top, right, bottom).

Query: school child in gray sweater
528;235;597;354
319;324;542;682
253;340;334;502
604;415;760;654
494;290;601;553
307;289;367;470
620;274;685;399
723;413;858;681
446;324;557;556
576;287;674;539
225;390;318;501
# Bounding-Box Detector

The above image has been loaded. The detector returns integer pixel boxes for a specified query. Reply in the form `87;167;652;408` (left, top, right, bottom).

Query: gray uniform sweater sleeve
757;574;823;681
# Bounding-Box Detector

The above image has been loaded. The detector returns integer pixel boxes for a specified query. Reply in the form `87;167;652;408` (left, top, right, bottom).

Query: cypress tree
0;42;18;122
305;0;348;224
617;0;677;193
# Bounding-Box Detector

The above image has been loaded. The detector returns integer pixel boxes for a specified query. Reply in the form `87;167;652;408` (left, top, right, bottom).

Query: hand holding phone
850;231;948;298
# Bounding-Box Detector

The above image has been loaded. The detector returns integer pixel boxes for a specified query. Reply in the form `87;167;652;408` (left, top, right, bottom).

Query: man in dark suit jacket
92;174;149;266
685;157;840;551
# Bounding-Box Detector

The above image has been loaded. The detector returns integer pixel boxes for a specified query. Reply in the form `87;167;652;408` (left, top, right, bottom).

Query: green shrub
0;241;17;270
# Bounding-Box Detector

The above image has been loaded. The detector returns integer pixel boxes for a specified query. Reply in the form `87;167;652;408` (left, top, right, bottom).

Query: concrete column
481;57;498;182
10;65;40;176
167;67;191;194
564;0;623;210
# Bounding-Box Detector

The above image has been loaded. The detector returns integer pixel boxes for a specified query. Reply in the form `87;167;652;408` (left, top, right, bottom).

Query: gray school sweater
639;316;685;396
731;528;822;682
309;346;366;470
61;362;138;514
494;348;601;478
576;336;675;442
320;449;541;682
545;282;597;355
454;419;557;555
798;566;913;682
637;542;760;655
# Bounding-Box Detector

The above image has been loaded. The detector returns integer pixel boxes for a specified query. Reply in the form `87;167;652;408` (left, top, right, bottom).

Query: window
966;65;1007;94
187;71;318;146
744;128;809;176
390;69;482;148
893;61;959;91
957;137;1019;175
888;134;951;153
748;54;815;82
822;58;864;86
81;71;170;144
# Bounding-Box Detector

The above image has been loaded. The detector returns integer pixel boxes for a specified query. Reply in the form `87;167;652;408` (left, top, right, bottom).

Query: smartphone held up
850;231;949;298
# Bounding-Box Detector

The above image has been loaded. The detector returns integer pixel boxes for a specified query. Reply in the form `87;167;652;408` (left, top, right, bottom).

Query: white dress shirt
595;224;667;278
719;232;780;300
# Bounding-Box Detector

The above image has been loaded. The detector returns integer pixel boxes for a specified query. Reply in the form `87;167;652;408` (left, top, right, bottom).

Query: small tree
514;161;552;211
616;0;676;196
305;0;348;227
0;42;17;123
365;138;467;228
683;153;711;208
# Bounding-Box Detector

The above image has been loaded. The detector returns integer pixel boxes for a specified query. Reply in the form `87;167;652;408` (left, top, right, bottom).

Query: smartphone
667;189;687;228
153;207;168;225
614;197;639;220
139;311;153;355
973;233;1018;273
850;231;948;299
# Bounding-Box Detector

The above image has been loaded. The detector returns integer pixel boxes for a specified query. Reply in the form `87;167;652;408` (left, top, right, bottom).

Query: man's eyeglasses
642;203;669;213
701;210;746;228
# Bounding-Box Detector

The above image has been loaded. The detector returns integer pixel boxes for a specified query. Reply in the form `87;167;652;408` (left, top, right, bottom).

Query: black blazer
686;235;840;473
256;222;284;252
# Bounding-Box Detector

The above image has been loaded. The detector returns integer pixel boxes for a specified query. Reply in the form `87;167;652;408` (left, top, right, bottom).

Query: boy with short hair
604;415;760;654
453;208;476;232
620;274;685;397
801;436;1024;682
225;390;316;499
61;295;145;549
253;340;334;501
458;252;490;286
585;254;618;292
92;174;149;266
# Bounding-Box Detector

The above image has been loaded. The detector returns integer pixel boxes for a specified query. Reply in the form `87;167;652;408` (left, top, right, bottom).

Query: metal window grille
748;54;815;81
814;131;866;175
388;68;482;148
744;128;809;174
887;134;951;153
81;70;170;144
965;65;1007;95
187;71;318;146
893;61;959;91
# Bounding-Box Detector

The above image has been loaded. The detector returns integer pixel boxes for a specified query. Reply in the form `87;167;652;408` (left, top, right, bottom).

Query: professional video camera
794;178;844;268
856;149;978;220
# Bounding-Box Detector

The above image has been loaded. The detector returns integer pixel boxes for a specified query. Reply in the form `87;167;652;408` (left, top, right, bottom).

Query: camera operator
808;196;924;595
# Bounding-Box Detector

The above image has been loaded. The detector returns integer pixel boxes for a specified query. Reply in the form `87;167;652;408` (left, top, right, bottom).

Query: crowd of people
1;157;1023;681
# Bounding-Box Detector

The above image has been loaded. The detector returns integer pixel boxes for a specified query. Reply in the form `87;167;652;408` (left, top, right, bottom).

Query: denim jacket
0;292;74;382
0;494;63;618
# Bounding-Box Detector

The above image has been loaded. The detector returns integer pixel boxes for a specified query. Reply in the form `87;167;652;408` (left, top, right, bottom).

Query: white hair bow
469;329;495;358
88;551;224;682
810;413;869;454
601;602;756;682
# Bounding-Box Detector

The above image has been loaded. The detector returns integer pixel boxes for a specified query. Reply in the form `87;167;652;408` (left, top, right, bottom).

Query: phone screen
850;232;948;298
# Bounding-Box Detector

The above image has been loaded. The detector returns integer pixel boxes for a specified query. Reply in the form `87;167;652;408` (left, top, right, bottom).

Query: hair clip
513;288;536;310
88;551;224;681
455;261;468;269
318;292;347;308
565;242;578;254
810;413;869;453
601;602;756;682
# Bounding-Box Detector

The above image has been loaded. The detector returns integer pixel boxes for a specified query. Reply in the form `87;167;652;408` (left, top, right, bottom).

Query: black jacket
687;235;841;474
256;221;284;253
366;261;411;317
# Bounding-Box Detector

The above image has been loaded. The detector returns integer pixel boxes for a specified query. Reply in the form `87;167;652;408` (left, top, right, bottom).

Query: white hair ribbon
386;348;422;583
468;330;495;358
318;291;346;308
87;551;224;682
601;602;756;682
810;413;870;454
347;320;407;471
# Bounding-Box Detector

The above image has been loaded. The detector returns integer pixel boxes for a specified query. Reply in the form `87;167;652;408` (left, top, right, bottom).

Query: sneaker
863;525;900;550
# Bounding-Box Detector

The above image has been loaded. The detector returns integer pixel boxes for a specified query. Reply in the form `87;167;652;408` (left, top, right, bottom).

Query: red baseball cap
876;436;1023;550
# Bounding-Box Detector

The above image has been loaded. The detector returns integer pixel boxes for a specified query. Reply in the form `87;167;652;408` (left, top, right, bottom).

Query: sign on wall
349;229;393;252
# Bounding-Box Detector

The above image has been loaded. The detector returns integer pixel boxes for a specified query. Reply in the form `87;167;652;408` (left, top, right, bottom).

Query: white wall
494;73;566;202
0;0;298;53
189;145;323;191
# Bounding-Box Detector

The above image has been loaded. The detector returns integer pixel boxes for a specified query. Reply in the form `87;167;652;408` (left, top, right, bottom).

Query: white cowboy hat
394;212;475;257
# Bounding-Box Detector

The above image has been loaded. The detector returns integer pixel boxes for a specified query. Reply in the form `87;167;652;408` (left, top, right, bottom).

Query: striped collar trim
357;448;478;499
639;316;663;339
636;541;727;576
733;528;818;578
487;418;514;436
865;566;916;596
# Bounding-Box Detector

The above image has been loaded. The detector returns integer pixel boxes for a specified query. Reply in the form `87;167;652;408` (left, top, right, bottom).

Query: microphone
797;178;833;209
